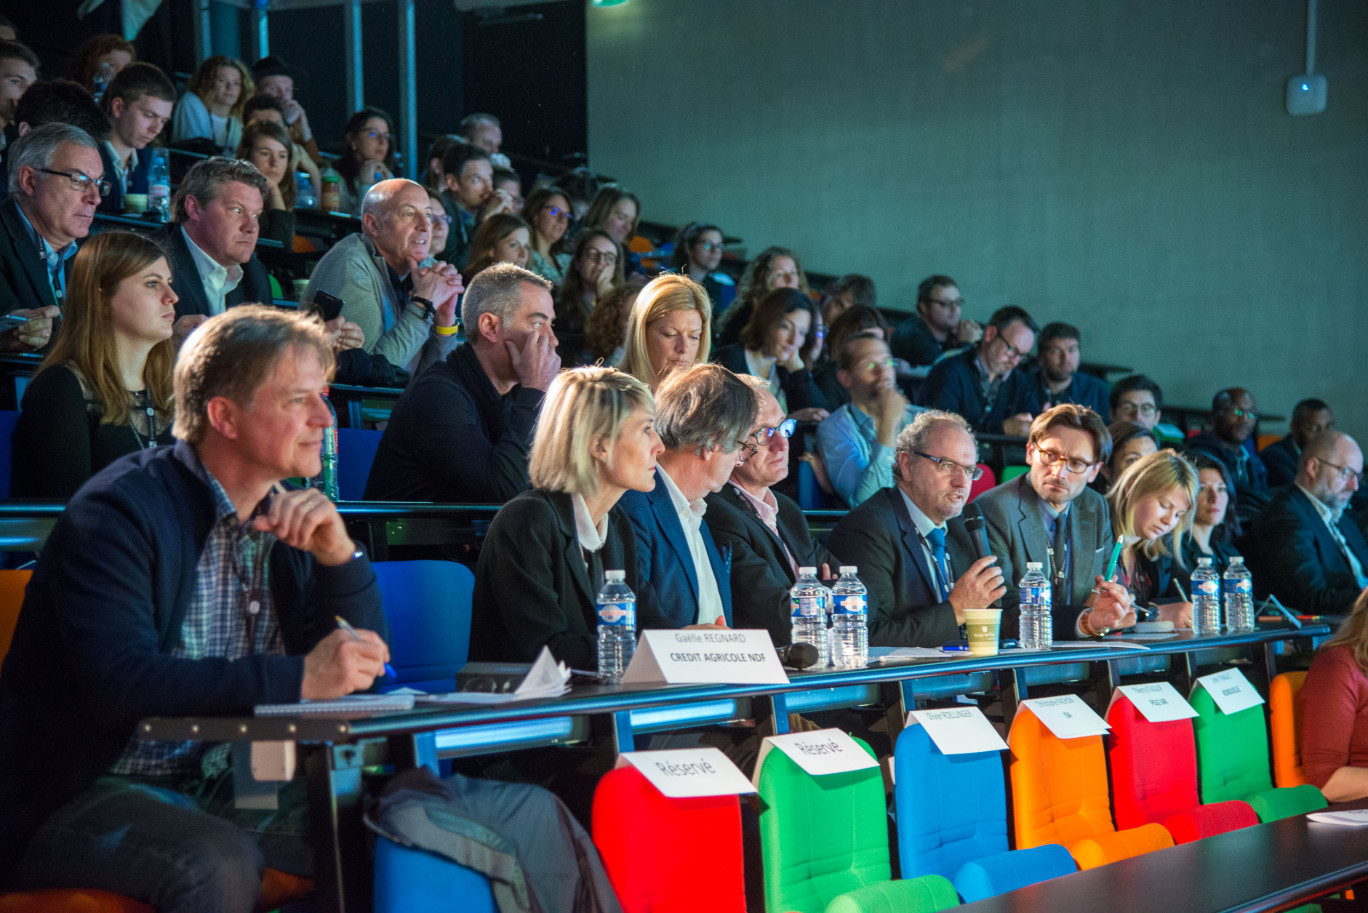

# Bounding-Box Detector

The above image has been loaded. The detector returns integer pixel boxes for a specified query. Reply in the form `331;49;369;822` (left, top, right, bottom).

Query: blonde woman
1106;448;1198;627
619;274;711;391
172;55;253;154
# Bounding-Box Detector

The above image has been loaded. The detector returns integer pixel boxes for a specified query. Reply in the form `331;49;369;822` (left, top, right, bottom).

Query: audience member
1250;430;1367;614
817;333;926;507
0;16;15;42
493;165;523;212
1110;373;1164;431
820;273;876;328
921;304;1038;436
459;112;509;168
1263;398;1336;489
424;187;451;259
1176;451;1244;591
0;305;389;907
889;274;981;368
0;40;38;152
1300;590;1368;802
463;213;531;280
12;78;109;142
0;124;102;351
955;404;1135;639
554;228;622;363
813;304;891;408
1027;322;1110;416
242;93;320;197
523;184;573;284
250;55;319;160
11;231;175;499
437;141;507;268
619;273;711;391
1186;387;1270;521
365;263;558;502
716;245;807;346
713;287;829;422
305;178;463;375
708;376;840;644
1106;449;1197;626
557;165;600;221
171;55;252;155
584;281;641;366
97;63;175;215
670;221;730;312
420;133;461;193
68;33;134;95
1097;420;1159;491
335;107;396;218
583;184;641;276
619;363;754;629
469;366;659;666
827;410;1003;646
236;121;297;245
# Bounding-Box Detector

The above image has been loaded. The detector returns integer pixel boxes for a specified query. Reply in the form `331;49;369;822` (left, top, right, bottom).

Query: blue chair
373;836;496;913
373;560;475;693
337;427;382;501
0;411;20;499
893;723;1075;902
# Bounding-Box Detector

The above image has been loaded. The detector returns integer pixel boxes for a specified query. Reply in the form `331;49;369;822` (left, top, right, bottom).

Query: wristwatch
411;294;434;317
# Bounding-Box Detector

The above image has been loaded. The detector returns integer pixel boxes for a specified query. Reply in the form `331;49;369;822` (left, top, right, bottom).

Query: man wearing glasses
0;124;101;352
1251;430;1367;615
1187;387;1271;523
619;364;754;630
827;410;1006;647
921;305;1039;437
817;332;927;506
959;404;1136;639
889;274;982;369
708;376;843;644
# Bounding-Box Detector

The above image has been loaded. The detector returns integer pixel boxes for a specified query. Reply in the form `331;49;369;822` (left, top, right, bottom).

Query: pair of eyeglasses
542;205;572;221
860;358;897;371
926;297;963;309
749;419;797;449
428;211;453;225
365;130;395;143
912;451;984;481
695;241;724;252
37;168;110;197
1032;446;1099;475
997;337;1026;360
1320;460;1364;486
1117;402;1158;418
584;249;618;264
1221;406;1260;421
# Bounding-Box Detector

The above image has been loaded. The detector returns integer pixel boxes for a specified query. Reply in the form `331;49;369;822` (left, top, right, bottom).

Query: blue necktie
42;247;64;303
925;527;950;600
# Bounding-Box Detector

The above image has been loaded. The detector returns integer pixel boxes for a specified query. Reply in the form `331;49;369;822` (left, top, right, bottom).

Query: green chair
1189;686;1326;821
755;736;959;913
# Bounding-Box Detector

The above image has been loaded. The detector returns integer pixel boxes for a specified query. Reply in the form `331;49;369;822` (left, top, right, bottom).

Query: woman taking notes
469;367;662;668
1105;449;1198;628
619;274;711;392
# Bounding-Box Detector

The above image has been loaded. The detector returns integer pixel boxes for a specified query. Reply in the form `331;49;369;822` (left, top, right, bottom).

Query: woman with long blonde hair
11;232;177;498
619;274;711;391
1106;448;1198;627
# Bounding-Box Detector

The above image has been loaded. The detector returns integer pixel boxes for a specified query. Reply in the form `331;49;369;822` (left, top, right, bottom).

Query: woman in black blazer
1107;449;1198;627
712;287;830;424
470;366;663;668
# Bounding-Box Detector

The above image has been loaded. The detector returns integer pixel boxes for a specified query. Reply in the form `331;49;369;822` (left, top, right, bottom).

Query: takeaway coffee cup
964;608;1002;657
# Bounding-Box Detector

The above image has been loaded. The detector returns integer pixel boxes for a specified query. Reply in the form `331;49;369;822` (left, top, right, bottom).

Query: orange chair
1270;671;1309;787
0;569;31;663
1008;706;1173;869
1257;433;1281;453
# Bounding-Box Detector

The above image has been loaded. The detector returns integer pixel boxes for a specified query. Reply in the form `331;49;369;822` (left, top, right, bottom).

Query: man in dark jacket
1262;398;1336;489
0;306;390;912
366;262;559;502
1187;387;1270;523
920;305;1039;436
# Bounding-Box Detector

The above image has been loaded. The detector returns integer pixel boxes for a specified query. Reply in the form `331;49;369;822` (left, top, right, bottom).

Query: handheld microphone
777;642;820;670
963;503;992;562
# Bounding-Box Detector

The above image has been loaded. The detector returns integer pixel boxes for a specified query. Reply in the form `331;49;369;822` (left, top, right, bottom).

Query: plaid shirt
110;457;285;781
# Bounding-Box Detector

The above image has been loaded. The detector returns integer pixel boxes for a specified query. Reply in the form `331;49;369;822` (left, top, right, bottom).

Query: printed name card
1196;668;1265;716
1113;682;1199;723
908;707;1009;755
621;629;789;685
1019;694;1110;739
617;748;755;798
754;729;878;784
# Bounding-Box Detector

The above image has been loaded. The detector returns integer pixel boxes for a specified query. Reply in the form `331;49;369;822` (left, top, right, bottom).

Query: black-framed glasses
1032;446;1099;475
36;168;110;197
926;297;963;309
735;439;760;464
1220;406;1260;421
749;419;797;450
997;337;1026;360
913;451;984;481
584;249;618;264
1320;460;1364;486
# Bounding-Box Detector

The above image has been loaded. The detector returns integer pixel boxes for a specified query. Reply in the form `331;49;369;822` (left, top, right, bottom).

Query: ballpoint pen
336;614;397;679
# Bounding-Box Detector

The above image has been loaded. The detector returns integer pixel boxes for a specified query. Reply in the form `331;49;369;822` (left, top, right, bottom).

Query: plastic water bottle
1223;556;1255;633
147;149;171;222
830;566;868;668
1018;561;1052;649
596;570;636;682
1191;557;1222;635
309;392;340;500
321;168;342;212
790;567;830;667
295;171;317;210
91;61;114;103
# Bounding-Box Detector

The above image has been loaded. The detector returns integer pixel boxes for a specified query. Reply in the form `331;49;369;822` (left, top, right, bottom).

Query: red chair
969;464;997;502
1107;693;1257;844
592;765;746;913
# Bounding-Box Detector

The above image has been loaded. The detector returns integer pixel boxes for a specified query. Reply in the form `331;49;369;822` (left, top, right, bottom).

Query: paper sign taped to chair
754;729;878;783
618;748;756;798
1196;668;1265;715
908;707;1009;754
1112;682;1199;723
1019;694;1110;739
621;629;789;685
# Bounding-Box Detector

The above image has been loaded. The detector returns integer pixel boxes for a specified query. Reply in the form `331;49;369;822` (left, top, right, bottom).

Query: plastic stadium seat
0;410;18;498
374;835;496;913
893;723;1074;901
1106;693;1257;844
373;560;475;693
336;427;383;501
0;569;31;664
1270;672;1309;787
1257;433;1281;453
1190;685;1326;821
592;765;745;913
0;871;311;913
1008;707;1173;869
1001;465;1028;482
968;464;996;502
821;876;960;913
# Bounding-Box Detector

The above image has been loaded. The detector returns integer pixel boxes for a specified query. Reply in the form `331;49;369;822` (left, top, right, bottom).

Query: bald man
1250;431;1367;614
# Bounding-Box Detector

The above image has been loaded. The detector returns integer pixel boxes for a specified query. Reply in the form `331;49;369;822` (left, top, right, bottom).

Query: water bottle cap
1026;562;1042;571
798;567;817;576
839;566;857;575
1229;556;1243;565
1197;557;1212;566
604;569;625;580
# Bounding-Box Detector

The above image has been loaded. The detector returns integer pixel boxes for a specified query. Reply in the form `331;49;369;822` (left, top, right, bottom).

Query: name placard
755;729;878;783
908;706;1009;755
1196;668;1265;716
621;629;789;685
1113;682;1198;723
1019;694;1110;739
618;748;756;798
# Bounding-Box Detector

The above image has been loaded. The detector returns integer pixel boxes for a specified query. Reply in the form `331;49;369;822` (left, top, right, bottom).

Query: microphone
777;642;820;670
963;503;992;562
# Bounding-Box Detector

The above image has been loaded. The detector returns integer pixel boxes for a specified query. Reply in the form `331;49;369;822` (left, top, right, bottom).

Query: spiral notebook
254;693;415;716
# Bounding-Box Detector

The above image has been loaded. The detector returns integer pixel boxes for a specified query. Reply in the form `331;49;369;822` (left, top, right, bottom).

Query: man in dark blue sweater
0;306;390;912
920;305;1039;436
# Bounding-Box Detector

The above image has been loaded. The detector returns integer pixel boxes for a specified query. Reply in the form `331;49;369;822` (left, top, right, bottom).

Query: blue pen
941;644;970;653
335;614;397;679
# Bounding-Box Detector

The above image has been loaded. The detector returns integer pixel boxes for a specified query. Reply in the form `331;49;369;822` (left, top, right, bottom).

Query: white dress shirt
659;468;726;625
181;226;243;316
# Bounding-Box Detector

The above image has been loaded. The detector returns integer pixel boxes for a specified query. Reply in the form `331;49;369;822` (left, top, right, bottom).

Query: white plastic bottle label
833;594;867;616
1194;578;1219;597
1230;578;1252;594
792;596;824;617
1021;585;1049;605
598;602;632;626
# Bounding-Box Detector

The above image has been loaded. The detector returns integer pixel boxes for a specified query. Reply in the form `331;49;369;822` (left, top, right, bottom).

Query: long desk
138;624;1325;912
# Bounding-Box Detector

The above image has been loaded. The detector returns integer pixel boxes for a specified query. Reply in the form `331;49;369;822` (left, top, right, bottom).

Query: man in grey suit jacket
952;404;1134;639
